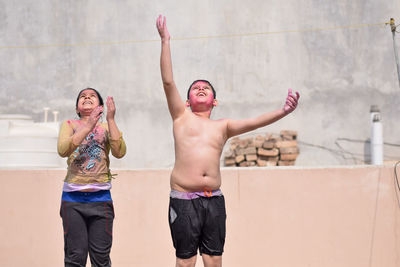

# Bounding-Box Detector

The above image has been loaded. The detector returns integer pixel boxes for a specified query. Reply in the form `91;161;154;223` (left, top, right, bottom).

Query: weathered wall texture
0;1;399;168
0;166;399;266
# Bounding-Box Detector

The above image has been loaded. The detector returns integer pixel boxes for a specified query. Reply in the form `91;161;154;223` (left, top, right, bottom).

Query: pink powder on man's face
188;81;215;107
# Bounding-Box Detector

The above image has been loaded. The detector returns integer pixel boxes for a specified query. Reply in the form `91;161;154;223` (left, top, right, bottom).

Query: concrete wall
0;1;399;168
0;166;399;266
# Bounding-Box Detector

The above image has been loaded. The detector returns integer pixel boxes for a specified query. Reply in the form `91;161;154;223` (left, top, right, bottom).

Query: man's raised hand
156;15;170;41
283;88;300;114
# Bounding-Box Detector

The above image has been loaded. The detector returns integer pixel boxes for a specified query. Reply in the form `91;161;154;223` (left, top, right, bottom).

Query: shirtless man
156;15;300;267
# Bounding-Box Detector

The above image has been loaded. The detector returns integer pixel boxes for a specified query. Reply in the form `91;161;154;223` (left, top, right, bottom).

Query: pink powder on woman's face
77;89;100;115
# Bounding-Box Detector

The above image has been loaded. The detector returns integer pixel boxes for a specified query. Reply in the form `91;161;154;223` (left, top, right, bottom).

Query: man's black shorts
168;194;226;259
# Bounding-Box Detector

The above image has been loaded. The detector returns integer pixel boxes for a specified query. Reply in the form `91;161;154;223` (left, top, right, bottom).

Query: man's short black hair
75;87;104;117
187;80;216;100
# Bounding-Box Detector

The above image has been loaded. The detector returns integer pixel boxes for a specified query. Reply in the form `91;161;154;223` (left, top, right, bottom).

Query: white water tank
0;114;63;169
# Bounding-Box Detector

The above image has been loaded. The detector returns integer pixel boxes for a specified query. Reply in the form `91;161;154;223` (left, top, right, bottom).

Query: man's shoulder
213;118;230;126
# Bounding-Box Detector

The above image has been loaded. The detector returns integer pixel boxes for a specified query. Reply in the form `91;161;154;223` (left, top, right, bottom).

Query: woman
58;88;126;267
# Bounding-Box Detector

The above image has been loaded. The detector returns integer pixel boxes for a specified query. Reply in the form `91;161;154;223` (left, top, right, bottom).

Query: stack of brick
224;130;299;167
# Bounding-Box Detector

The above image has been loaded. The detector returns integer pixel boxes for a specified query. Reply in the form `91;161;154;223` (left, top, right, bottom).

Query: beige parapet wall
0;166;399;267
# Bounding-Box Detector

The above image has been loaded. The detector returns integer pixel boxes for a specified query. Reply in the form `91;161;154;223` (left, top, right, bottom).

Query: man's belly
170;167;221;192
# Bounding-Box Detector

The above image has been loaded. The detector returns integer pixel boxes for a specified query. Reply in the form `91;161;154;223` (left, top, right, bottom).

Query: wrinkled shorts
168;189;226;259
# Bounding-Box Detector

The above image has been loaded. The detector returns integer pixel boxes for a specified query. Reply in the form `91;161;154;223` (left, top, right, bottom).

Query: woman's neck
79;115;89;123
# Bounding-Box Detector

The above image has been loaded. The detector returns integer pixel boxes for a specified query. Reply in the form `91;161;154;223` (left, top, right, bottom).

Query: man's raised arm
156;15;185;120
226;89;300;138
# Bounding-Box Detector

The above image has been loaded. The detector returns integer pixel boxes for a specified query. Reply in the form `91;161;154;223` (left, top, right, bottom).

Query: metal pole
390;18;400;88
370;105;383;165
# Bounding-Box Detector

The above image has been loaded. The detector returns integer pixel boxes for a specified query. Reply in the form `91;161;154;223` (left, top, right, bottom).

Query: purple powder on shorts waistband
170;189;222;199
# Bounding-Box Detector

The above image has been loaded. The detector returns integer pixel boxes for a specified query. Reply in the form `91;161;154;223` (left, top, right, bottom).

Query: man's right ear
185;100;191;107
212;99;218;107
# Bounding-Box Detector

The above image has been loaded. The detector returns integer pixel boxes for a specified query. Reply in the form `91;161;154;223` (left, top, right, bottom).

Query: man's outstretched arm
226;89;300;138
156;15;185;120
